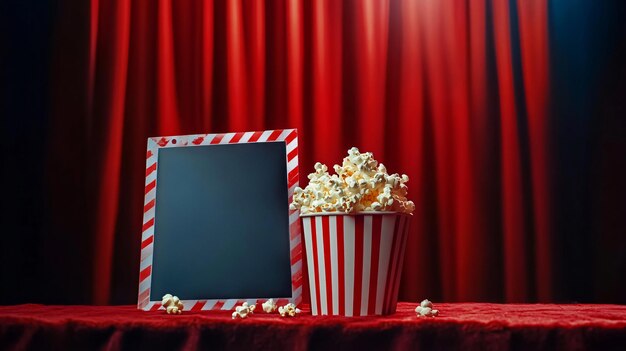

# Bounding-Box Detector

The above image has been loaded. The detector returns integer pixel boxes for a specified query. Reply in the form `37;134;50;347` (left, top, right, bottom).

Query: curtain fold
49;0;558;305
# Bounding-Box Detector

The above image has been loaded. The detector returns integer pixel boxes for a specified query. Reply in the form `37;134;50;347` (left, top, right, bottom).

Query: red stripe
383;216;400;314
248;131;264;142
156;137;169;147
138;288;150;303
143;199;155;213
191;301;206;311
230;132;244;143
287;147;298;162
192;136;205;145
285;130;297;144
389;217;407;312
145;180;156;195
146;150;153;159
292;270;303;289
145;162;157;177
353;216;364;316
310;218;321;314
150;303;161;311
290;222;300;240
336;216;345;316
288;178;299;190
290;241;302;265
213;301;225;310
139;265;151;282
392;217;410;309
288;168;298;183
210;133;224;144
322;216;333;314
141;235;154;249
368;216;382;315
267;130;283;142
142;218;154;232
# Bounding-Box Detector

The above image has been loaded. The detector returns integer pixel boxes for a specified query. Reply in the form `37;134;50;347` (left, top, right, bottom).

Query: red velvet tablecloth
1;303;625;350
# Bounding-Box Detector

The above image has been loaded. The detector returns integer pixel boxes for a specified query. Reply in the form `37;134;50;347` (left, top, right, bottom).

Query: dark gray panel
150;141;292;300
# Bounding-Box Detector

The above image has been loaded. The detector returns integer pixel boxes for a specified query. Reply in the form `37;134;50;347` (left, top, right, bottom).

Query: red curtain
47;0;552;305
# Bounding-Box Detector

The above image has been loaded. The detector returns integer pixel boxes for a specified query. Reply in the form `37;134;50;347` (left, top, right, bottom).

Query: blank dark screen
150;142;292;300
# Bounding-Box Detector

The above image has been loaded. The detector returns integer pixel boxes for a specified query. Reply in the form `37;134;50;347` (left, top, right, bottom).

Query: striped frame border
138;129;302;311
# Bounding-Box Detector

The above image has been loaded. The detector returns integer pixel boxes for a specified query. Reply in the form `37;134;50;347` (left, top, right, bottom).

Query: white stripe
184;300;198;309
288;183;298;199
141;225;154;241
222;299;238;310
202;134;218;145
292;285;303;303
138;277;151;294
238;132;254;143
343;216;355;317
145;167;157;186
277;129;293;141
315;216;328;315
257;130;274;142
302;217;318;315
375;215;396;314
140;247;153;262
286;139;298;154
145;186;156;200
291;259;302;273
329;216;339;315
360;216;373;316
219;132;236;144
287;155;298;172
290;232;301;247
140;254;152;270
143;207;155;224
289;211;300;224
202;300;218;310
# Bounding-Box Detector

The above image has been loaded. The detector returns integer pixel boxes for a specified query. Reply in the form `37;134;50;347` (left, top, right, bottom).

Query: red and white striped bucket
301;212;411;316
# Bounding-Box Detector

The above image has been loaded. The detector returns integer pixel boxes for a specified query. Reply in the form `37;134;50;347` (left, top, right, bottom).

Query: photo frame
137;129;302;311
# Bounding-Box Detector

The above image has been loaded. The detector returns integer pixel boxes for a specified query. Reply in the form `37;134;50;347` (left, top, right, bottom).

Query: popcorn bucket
301;212;411;316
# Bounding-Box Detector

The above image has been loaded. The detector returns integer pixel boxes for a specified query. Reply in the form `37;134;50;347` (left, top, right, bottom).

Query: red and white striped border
301;213;411;316
138;129;301;311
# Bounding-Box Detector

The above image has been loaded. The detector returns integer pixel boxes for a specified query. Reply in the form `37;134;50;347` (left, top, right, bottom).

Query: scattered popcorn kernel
278;303;301;317
262;299;278;313
232;302;256;319
162;294;184;315
415;299;439;317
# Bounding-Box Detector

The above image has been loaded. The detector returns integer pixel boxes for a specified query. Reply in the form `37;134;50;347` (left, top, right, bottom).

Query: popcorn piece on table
161;294;184;315
232;302;256;319
278;303;302;317
415;299;439;317
289;147;415;215
262;298;278;313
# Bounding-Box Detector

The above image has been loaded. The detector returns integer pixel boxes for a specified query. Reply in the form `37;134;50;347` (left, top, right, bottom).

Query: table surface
1;302;625;350
2;302;625;327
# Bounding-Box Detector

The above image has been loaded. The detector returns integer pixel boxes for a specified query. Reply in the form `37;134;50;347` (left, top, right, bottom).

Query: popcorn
415;299;439;317
231;302;256;319
262;298;278;313
290;147;415;214
161;294;184;314
278;303;301;317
